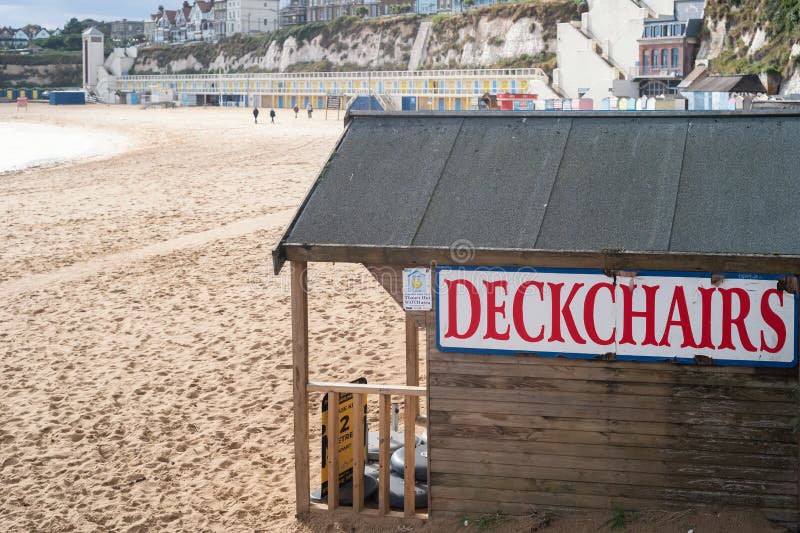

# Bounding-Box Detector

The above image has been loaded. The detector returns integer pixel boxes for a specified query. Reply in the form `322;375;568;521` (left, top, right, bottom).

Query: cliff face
421;3;577;69
699;0;800;94
133;3;579;76
0;52;82;89
134;17;419;74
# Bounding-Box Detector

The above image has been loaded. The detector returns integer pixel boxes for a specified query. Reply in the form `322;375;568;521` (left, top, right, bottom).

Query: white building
144;14;159;43
154;10;176;44
227;0;280;34
554;0;676;101
214;0;229;39
173;3;192;42
189;1;216;42
12;29;30;48
82;27;105;90
149;0;278;45
33;28;51;40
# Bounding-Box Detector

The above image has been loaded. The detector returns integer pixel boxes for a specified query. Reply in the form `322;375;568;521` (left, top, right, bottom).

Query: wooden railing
306;381;427;518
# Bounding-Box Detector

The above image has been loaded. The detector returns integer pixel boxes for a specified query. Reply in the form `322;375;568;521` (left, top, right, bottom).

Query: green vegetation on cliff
0;51;81;88
706;0;800;76
416;1;577;69
0;51;81;66
431;0;579;37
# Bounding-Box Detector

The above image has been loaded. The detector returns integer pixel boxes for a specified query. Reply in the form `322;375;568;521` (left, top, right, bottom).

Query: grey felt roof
683;74;766;93
275;112;800;268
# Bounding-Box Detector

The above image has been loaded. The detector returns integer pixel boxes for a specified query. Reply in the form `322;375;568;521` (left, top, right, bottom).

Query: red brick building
633;0;704;96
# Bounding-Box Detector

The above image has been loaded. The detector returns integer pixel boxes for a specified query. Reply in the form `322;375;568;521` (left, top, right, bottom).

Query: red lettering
695;287;717;349
583;282;615;345
718;287;757;352
659;286;698;348
444;279;480;339
760;289;786;354
547;282;586;345
513;280;545;343
483;280;510;340
619;284;660;346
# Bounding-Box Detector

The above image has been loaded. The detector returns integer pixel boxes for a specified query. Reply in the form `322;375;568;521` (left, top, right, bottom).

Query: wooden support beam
379;394;391;515
327;391;339;513
310;503;427;519
291;261;311;515
308;382;425;396
425;311;433;514
352;392;365;513
285;244;800;276
291;261;310;516
404;395;416;518
406;313;420;419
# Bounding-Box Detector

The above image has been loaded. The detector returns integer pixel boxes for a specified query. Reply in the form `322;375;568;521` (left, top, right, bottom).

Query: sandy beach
0;103;417;531
0;103;786;533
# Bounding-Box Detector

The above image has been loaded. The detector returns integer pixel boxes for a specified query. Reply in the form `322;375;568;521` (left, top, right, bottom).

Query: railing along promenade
111;67;551;96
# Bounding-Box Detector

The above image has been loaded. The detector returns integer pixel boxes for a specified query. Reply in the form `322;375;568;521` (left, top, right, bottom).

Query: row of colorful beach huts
2;88;45;101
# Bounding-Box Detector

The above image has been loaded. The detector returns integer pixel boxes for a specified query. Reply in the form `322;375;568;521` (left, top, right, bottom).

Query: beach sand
0;103;784;533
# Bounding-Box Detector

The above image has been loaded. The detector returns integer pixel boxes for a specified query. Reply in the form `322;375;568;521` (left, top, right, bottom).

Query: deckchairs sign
436;267;798;367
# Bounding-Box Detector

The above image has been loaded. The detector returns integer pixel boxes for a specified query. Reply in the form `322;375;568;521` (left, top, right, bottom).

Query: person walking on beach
307;103;313;118
270;109;276;124
293;104;299;118
252;107;259;124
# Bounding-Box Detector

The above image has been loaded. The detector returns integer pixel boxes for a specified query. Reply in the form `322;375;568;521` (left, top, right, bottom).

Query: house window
661;49;669;68
643;26;650;38
651;49;658;67
653;25;661;37
671;47;679;68
642;51;649;68
674;23;681;36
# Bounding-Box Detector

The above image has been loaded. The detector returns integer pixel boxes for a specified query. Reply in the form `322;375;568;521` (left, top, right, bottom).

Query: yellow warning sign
320;378;367;495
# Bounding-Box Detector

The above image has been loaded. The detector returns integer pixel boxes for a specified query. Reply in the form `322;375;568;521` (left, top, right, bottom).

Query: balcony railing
631;66;683;79
116;67;549;83
305;381;427;517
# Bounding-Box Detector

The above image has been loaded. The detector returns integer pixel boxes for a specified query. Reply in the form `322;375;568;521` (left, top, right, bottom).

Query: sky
0;0;149;29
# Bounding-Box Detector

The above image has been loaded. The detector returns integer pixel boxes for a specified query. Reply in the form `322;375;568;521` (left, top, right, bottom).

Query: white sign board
436;267;797;367
403;268;432;311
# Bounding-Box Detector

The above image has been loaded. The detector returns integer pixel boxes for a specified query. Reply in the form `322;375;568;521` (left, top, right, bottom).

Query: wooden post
425;311;433;514
404;395;416;517
405;314;419;419
379;394;391;515
327;391;339;512
291;261;310;515
352;392;365;513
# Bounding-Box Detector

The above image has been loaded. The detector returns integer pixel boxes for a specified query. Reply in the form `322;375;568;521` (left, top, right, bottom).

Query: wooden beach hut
273;111;800;530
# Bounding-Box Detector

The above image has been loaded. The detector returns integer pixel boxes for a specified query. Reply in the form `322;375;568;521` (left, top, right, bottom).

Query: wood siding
424;311;799;529
361;263;799;528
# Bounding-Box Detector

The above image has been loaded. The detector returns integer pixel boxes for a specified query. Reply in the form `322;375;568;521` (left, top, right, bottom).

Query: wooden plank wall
361;263;799;529
424;311;800;530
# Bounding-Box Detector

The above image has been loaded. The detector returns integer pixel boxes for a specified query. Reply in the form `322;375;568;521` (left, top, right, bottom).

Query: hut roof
273;111;800;274
82;26;103;37
682;74;766;93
